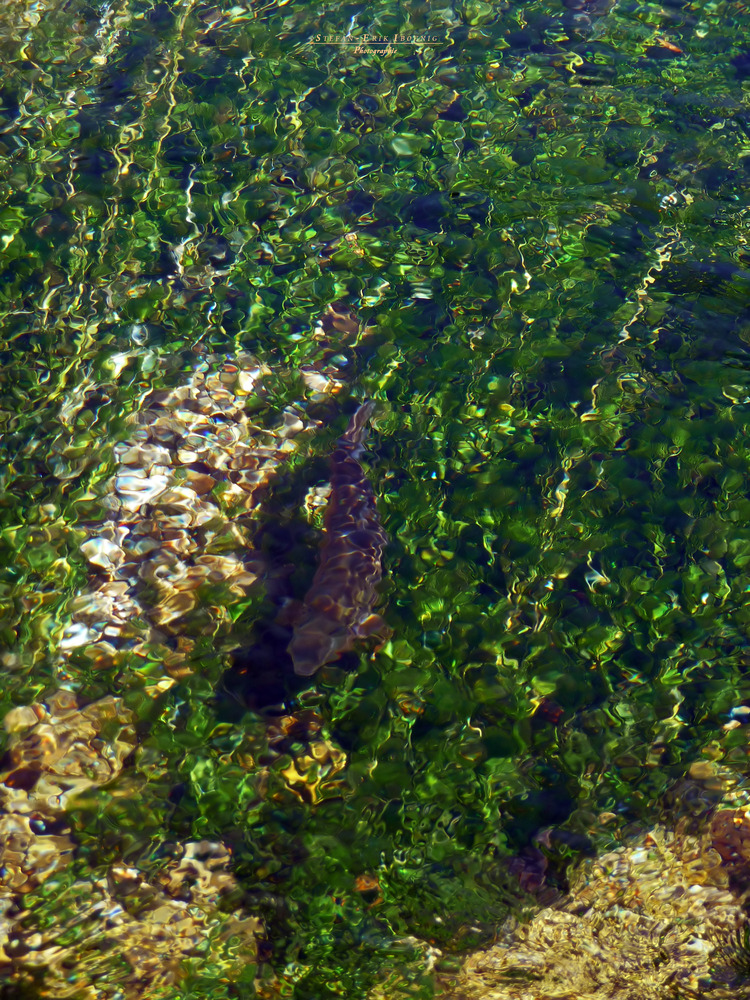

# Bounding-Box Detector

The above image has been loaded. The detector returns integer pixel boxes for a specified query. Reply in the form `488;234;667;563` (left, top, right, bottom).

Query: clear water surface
1;0;750;996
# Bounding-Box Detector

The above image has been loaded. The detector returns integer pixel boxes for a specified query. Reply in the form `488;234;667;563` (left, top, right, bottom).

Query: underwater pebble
115;472;171;510
59;621;100;649
80;537;125;572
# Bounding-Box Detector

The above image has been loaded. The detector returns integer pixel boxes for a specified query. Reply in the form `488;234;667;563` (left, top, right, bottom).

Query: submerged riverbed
2;0;750;996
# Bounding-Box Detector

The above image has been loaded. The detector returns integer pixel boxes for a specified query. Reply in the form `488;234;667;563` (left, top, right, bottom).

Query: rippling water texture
1;0;750;996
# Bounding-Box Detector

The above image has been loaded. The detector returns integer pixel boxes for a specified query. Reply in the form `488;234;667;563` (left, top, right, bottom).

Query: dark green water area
1;0;750;996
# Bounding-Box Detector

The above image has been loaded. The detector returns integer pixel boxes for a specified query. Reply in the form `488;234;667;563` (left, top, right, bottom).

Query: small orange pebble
354;873;383;907
397;695;424;716
534;697;565;724
657;38;683;53
354;874;380;892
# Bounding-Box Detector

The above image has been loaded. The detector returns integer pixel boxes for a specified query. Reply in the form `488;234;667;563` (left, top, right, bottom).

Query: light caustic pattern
58;353;311;685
